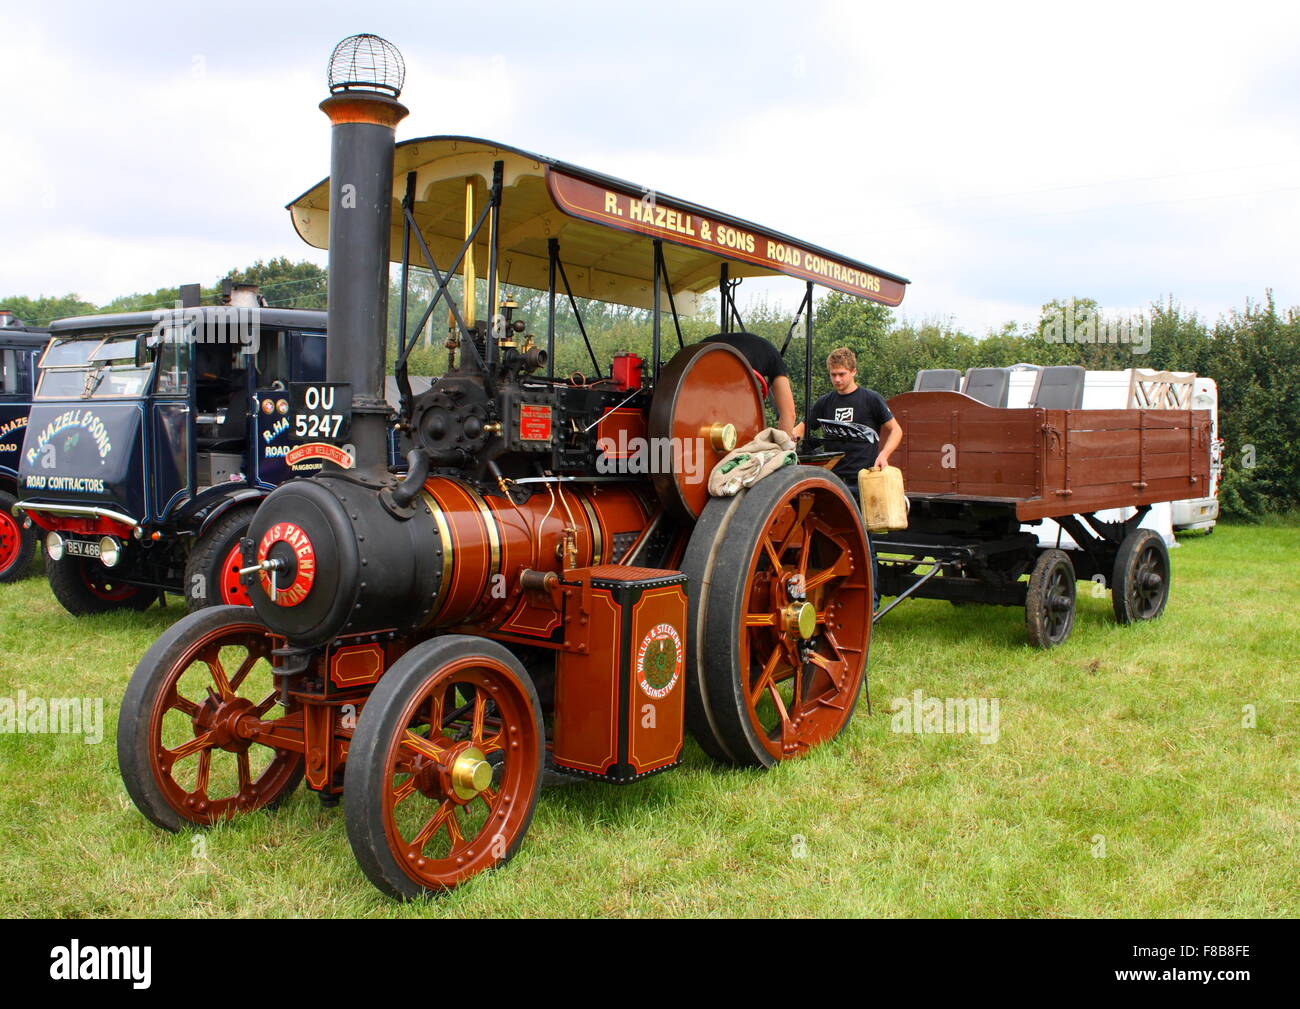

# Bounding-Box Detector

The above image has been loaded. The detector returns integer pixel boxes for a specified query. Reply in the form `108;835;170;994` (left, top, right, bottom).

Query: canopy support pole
555;250;602;379
804;281;814;431
652;240;662;380
396;171;416;418
485;160;503;373
546;238;558;378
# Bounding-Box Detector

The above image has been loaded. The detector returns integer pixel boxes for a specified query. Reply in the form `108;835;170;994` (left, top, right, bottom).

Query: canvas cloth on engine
708;427;798;497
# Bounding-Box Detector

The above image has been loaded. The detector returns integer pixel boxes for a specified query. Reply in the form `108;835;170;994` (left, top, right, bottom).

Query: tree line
5;261;1294;517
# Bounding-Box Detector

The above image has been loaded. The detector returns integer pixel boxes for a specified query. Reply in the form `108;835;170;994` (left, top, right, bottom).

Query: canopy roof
287;136;909;314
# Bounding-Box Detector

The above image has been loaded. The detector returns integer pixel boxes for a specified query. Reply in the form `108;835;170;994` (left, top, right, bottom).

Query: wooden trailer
873;389;1212;647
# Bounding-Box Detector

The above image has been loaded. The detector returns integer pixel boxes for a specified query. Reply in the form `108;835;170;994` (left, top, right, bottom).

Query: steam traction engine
116;35;909;898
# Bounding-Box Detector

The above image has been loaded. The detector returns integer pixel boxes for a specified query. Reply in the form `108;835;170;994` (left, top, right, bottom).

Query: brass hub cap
702;422;738;452
782;601;817;639
450;746;493;801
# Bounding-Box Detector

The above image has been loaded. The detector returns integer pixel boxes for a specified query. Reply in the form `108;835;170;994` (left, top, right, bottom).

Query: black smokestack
320;34;409;472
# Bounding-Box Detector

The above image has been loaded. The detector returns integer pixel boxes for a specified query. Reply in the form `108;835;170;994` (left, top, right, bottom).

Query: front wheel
47;554;159;615
1025;549;1076;649
117;605;303;831
184;505;258;611
344;635;544;899
0;491;36;582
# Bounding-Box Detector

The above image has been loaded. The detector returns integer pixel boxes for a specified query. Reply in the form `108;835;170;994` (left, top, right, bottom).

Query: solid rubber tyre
117;605;304;831
344;635;544;899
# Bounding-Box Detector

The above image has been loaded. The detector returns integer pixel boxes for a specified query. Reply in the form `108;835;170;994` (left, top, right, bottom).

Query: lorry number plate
64;538;100;558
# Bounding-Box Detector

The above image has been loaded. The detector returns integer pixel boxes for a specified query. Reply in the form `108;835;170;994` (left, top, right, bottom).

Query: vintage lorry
16;299;330;614
0;311;49;581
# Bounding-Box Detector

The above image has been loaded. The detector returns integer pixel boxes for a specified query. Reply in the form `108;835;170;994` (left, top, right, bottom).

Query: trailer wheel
693;465;872;768
1111;529;1170;624
1025;549;1076;649
47;555;159;615
117;605;304;831
184;505;258;611
0;491;36;582
344;635;544;899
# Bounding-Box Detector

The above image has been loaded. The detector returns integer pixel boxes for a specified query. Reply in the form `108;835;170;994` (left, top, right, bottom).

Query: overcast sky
2;0;1297;331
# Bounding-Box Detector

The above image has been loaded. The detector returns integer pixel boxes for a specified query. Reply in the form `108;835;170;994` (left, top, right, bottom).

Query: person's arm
793;393;823;441
875;417;903;468
770;375;796;435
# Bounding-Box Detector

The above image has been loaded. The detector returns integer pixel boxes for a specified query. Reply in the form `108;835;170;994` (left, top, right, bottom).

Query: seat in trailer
913;368;961;392
1029;365;1086;409
962;367;1010;408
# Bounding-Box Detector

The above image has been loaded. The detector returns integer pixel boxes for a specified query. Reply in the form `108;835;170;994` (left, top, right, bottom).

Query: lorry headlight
46;532;64;561
98;536;122;568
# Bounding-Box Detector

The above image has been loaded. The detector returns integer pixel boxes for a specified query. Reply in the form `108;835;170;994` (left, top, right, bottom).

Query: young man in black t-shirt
701;331;797;435
794;347;902;611
794;346;902;489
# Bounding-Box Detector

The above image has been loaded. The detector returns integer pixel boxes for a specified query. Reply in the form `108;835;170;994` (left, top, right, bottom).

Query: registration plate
64;538;101;558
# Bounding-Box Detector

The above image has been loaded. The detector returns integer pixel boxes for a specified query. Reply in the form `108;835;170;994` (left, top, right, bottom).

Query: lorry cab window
1;349;17;394
154;326;191;396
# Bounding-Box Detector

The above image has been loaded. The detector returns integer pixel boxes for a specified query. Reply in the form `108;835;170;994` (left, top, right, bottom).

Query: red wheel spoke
252;690;279;717
471;691;487;744
195;749;212;795
411;803;454;850
169;693;200;718
749;643;784;705
822;625;862;656
479;732;504;756
744;611;777;627
804;552;851;591
445;807;465;845
205;655;233;699
236;750;251;791
401;730;444;762
169;730;216;762
229;651;261;692
392;775;419;806
761;536;784;575
775;494;814;556
767;681;792;734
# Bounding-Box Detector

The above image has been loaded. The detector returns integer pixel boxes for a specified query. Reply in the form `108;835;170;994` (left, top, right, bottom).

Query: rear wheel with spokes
690;466;872;768
344;635;544;899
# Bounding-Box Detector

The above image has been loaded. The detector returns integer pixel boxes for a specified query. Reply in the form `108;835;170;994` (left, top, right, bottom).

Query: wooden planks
887;390;1211;520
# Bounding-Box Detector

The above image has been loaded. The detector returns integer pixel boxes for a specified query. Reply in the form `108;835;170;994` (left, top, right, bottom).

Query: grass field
0;522;1296;918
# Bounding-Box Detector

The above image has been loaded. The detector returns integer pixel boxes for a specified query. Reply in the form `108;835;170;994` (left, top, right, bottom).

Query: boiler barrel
245;474;651;647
